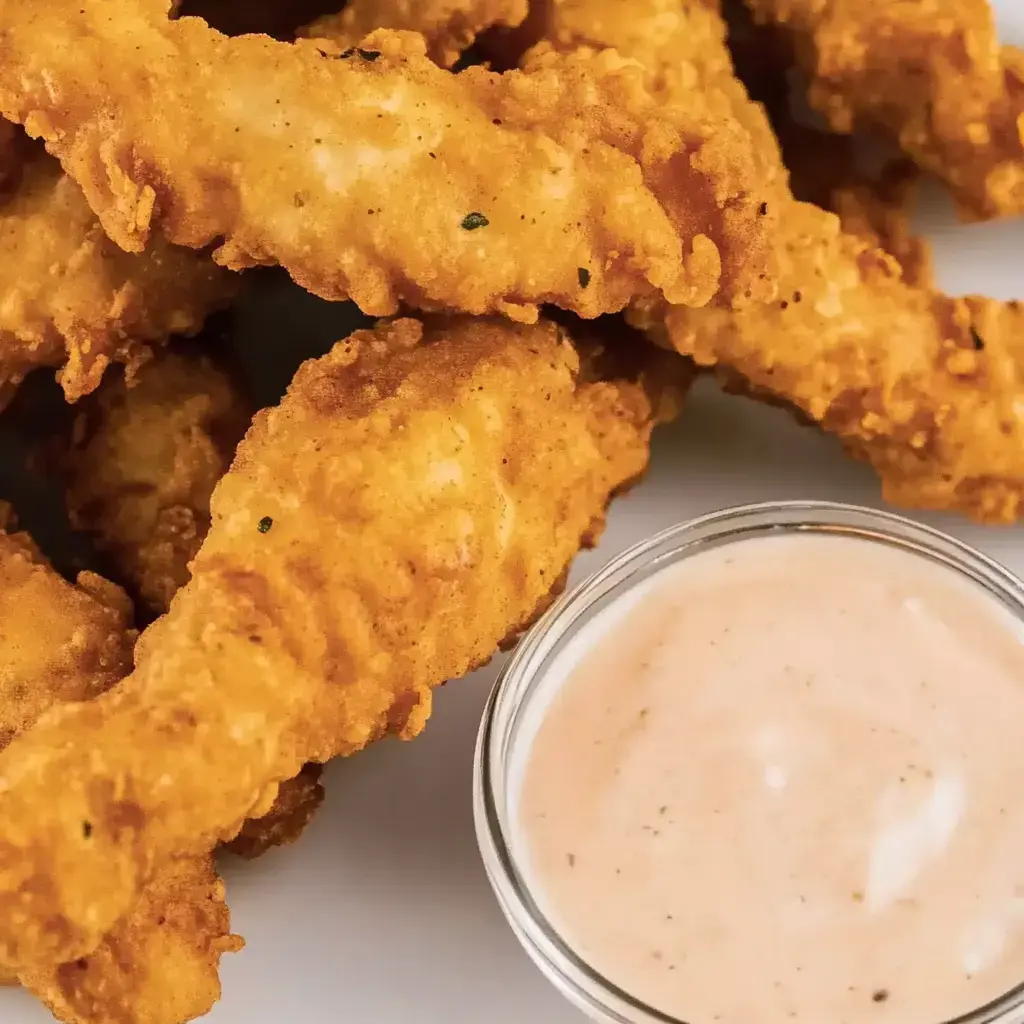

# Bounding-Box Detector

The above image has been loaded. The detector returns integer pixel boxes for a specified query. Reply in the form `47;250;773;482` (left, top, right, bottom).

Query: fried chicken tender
302;0;529;67
746;0;1024;220
53;348;326;861
770;124;934;289
0;314;689;971
0;3;773;316
540;0;1024;522
635;202;1024;522
0;143;236;406
59;350;252;616
0;512;240;1023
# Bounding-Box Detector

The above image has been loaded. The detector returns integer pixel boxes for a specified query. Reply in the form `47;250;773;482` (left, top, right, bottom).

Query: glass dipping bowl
473;500;1024;1024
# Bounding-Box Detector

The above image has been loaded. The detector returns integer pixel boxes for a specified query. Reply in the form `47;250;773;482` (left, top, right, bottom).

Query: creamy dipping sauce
513;534;1024;1024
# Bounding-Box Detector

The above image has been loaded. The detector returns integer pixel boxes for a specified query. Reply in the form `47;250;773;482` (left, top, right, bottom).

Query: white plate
6;4;1024;1020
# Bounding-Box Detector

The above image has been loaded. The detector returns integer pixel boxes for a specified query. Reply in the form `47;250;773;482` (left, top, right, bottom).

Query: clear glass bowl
473;500;1024;1024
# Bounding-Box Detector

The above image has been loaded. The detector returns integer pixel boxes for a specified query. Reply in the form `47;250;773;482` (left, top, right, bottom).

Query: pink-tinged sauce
514;534;1024;1024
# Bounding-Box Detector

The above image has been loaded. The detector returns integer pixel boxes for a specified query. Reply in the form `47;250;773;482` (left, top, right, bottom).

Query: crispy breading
634;201;1024;523
524;0;783;307
0;4;776;315
746;0;1024;220
225;764;325;860
772;124;934;289
302;0;529;67
0;314;690;971
0;513;240;1023
53;347;327;864
810;157;933;290
0;144;236;406
0;515;135;750
725;12;933;289
59;350;251;616
19;857;241;1024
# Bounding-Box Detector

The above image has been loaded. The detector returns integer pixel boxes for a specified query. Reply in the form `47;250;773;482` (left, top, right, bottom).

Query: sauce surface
514;534;1024;1024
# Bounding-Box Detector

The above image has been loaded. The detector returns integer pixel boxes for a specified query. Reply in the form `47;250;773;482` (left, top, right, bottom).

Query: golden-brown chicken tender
766;122;934;289
0;511;240;1023
804;157;933;290
59;349;252;616
0;314;689;972
536;0;1024;522
0;4;774;316
636;199;1024;523
747;0;1024;220
0;144;236;406
302;0;529;67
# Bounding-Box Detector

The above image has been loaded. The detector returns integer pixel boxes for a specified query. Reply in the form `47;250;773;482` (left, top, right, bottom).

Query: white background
7;2;1024;1020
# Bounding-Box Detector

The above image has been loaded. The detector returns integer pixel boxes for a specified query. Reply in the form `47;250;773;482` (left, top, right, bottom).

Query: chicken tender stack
0;314;688;973
0;3;777;315
2;0;1024;1020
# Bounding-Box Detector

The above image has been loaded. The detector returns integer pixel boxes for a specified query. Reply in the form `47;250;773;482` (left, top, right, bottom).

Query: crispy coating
0;517;135;750
633;200;1024;523
772;124;934;289
225;764;325;860
0;144;236;406
525;0;783;307
60;350;252;616
20;857;241;1024
302;0;530;67
0;314;689;970
55;348;326;859
0;3;776;316
806;156;932;290
725;10;932;288
0;515;239;1023
746;0;1024;220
